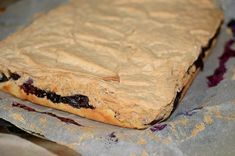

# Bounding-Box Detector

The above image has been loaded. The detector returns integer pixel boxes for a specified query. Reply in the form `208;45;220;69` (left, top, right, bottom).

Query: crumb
11;113;25;123
232;69;235;80
191;123;205;137
203;115;213;125
137;138;147;145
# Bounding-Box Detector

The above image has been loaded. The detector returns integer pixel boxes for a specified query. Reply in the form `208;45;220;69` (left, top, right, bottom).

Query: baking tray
0;0;235;155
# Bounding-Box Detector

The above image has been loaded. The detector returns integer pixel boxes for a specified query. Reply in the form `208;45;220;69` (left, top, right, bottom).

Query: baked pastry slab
0;0;223;128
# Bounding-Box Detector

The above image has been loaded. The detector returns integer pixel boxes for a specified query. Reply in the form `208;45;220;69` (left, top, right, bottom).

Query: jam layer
20;79;95;109
0;72;94;109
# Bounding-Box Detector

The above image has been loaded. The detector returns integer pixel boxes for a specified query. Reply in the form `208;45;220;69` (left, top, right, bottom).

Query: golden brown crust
0;0;223;128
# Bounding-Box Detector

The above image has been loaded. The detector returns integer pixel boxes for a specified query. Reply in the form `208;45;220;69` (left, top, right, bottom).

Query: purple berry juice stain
150;123;167;132
107;132;118;143
207;20;235;87
207;39;235;87
176;106;203;117
12;102;82;126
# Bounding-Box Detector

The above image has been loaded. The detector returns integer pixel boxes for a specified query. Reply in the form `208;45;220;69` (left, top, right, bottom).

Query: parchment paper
0;0;235;155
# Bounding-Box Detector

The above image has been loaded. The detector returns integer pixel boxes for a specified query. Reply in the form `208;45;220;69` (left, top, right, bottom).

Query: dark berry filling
227;19;235;37
227;19;235;28
147;117;164;126
0;71;21;82
9;72;21;80
20;79;94;109
146;90;183;126
61;95;91;108
193;23;220;71
12;102;82;126
194;52;204;70
0;72;8;82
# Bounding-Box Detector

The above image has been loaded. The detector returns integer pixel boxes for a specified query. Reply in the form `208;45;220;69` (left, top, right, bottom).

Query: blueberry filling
20;79;94;109
227;19;235;28
194;52;204;70
61;95;90;108
193;24;220;71
0;71;21;82
227;19;235;37
9;72;21;80
12;102;82;126
0;72;8;82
